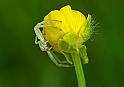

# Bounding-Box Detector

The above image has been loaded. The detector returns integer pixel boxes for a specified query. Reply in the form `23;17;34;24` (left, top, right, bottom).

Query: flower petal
42;10;70;52
43;11;63;43
44;10;70;33
60;5;86;33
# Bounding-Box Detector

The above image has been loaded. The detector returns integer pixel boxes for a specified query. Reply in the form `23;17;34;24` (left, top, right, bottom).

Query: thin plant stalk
71;53;86;87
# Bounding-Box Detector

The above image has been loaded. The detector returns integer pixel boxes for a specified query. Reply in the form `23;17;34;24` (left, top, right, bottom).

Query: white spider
34;20;72;67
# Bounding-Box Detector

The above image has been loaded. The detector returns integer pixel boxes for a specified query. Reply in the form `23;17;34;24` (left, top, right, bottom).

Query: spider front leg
34;21;54;51
35;36;39;44
34;20;62;41
34;20;63;44
35;36;48;51
34;22;46;43
47;50;73;67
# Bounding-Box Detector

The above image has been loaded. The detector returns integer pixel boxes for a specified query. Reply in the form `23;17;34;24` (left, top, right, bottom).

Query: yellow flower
42;5;91;64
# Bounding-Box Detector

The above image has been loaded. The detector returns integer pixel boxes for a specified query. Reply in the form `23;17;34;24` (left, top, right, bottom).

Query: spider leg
34;21;72;67
35;36;39;44
34;23;46;42
34;20;62;42
55;56;69;64
47;50;73;67
51;50;69;64
34;22;56;42
35;36;48;51
34;22;49;51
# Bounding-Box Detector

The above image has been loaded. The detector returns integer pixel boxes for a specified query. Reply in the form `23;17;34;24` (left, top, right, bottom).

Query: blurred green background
0;0;124;87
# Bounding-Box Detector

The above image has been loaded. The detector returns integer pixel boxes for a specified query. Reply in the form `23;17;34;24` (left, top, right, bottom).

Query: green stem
71;53;86;87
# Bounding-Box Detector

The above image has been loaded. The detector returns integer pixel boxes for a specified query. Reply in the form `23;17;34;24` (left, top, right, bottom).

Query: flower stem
71;53;86;87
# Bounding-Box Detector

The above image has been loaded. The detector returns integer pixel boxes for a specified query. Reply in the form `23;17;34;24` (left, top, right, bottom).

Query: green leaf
61;52;73;64
79;14;91;42
83;14;91;41
63;31;78;45
58;39;79;54
79;45;89;64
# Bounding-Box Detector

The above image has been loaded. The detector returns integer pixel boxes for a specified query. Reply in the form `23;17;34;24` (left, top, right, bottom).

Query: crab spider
34;20;73;67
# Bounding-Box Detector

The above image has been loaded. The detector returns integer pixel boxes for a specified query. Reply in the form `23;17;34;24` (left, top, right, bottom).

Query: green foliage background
0;0;124;87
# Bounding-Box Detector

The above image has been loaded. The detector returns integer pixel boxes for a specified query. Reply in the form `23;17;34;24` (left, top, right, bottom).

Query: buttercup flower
42;5;91;64
34;5;94;87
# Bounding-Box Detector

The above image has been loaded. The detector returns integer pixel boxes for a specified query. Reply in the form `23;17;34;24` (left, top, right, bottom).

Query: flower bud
42;5;92;64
